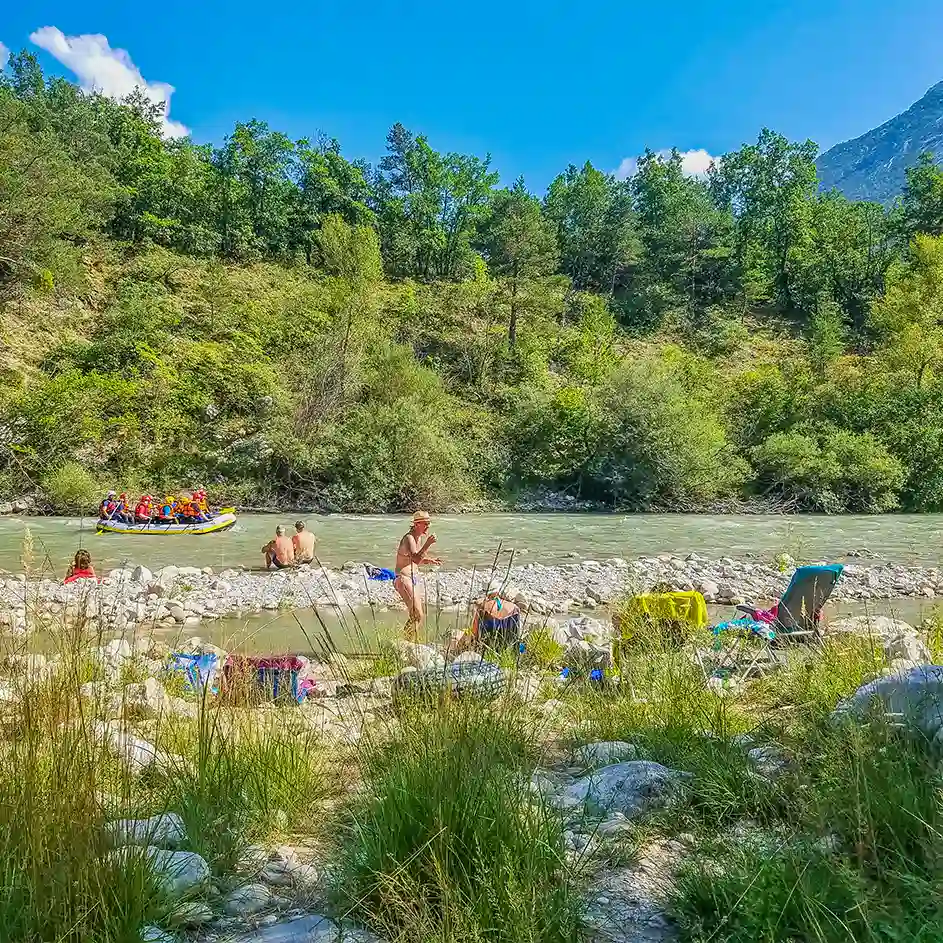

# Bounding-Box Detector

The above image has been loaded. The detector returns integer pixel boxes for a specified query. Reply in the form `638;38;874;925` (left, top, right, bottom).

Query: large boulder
144;848;210;896
95;721;183;774
391;661;507;705
123;678;170;719
131;565;154;584
110;847;209;898
106;813;186;849
390;640;445;671
575;741;639;768
557;760;691;818
223;882;272;916
833;665;943;741
884;631;932;665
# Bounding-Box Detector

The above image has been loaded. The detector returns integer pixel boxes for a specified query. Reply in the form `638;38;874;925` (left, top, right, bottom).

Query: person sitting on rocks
262;525;295;570
468;578;522;652
292;520;316;564
65;548;97;584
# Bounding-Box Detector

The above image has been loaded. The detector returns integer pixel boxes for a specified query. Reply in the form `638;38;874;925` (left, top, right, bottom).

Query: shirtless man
394;510;441;640
262;525;295;569
292;520;316;563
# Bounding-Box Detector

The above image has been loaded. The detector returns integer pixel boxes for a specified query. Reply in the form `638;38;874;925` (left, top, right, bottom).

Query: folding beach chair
168;652;220;695
702;564;844;687
223;655;313;703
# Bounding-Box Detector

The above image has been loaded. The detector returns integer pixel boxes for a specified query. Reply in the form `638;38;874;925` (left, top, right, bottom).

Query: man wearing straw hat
394;510;441;640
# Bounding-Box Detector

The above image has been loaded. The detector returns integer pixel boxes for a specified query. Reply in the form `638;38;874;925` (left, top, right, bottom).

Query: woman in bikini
394;510;440;641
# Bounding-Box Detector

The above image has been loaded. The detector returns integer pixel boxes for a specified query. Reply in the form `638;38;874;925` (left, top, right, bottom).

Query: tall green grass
0;602;334;942
0;646;167;941
332;699;582;943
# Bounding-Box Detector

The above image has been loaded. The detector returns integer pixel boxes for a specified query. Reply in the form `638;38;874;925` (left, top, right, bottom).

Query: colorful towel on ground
223;654;313;702
365;565;396;581
712;618;777;642
618;591;709;636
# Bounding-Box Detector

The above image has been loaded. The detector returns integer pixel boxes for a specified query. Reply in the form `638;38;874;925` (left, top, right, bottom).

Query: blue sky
3;0;943;190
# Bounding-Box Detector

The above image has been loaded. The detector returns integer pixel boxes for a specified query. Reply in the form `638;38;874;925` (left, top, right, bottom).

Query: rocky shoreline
0;552;940;637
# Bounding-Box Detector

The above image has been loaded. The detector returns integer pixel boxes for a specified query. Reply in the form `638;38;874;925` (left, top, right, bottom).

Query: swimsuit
477;609;521;649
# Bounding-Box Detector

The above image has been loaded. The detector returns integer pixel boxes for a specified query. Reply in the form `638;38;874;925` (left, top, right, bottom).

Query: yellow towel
613;591;709;667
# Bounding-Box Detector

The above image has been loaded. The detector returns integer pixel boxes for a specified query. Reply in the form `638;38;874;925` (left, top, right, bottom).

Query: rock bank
0;553;940;637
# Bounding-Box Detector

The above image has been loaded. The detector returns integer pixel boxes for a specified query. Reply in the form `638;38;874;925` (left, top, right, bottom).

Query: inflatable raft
96;508;237;536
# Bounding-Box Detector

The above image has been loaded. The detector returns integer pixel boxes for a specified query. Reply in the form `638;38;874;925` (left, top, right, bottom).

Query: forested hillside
3;51;943;514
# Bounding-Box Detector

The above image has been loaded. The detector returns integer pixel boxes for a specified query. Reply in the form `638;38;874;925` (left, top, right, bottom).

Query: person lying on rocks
262;524;295;570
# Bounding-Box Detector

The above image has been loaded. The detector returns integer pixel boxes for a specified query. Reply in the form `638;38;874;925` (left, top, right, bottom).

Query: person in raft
134;494;154;523
262;524;295;569
394;510;441;640
65;548;97;584
292;520;316;564
98;491;118;520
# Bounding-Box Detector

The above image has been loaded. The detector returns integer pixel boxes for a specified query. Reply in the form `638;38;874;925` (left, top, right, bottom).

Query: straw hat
485;577;505;598
412;510;431;523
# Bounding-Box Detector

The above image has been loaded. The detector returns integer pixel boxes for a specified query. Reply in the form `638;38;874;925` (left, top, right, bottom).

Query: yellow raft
96;508;238;536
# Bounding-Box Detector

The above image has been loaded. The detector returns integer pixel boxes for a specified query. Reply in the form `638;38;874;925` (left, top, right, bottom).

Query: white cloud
617;148;717;180
0;42;10;70
29;26;188;138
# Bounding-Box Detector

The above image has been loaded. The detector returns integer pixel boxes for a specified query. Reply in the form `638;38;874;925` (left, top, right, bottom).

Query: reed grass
331;697;583;943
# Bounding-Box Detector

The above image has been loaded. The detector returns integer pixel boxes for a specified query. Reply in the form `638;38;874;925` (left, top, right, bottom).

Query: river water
10;512;943;655
6;512;943;577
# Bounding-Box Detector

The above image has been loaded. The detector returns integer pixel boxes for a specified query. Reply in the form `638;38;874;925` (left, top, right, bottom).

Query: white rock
168;901;214;927
103;638;133;662
747;745;787;778
107;568;135;583
575;741;639;768
834;665;943;740
111;847;209;897
451;651;485;665
96;721;183;774
231;916;339;942
558;761;691;818
223;882;272;916
391;640;444;671
106;812;186;849
883;632;931;665
140;927;175;943
831;616;916;637
131;565;154;584
123;677;170;718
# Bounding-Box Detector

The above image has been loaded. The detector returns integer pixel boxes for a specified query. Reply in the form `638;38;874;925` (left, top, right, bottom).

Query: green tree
629;149;736;329
709;129;819;313
477;178;558;345
871;233;943;389
290;136;375;264
544;162;637;294
377;123;497;280
899;152;943;239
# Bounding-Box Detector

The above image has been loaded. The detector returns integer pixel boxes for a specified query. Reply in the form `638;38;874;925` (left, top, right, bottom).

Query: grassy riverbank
2;604;942;942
